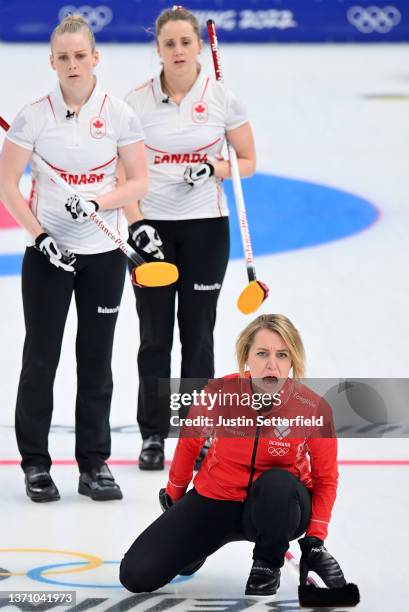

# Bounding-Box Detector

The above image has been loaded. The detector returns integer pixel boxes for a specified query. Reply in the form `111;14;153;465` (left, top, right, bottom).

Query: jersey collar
51;77;103;118
153;66;207;106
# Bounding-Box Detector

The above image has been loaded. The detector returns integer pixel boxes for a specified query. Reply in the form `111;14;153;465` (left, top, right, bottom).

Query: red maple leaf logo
93;119;104;129
195;104;206;113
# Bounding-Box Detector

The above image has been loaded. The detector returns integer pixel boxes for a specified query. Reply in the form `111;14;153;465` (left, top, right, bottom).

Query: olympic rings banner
0;0;408;42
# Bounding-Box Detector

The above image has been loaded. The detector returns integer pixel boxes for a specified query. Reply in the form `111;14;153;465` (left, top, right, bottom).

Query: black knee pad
252;467;299;494
119;559;144;593
119;558;166;593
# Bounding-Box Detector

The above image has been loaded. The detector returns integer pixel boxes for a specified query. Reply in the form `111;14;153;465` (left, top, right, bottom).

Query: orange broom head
132;262;178;287
237;280;269;314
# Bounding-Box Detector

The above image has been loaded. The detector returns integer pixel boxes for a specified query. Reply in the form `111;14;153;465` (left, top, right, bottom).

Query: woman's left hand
128;221;165;260
298;536;346;587
64;195;99;222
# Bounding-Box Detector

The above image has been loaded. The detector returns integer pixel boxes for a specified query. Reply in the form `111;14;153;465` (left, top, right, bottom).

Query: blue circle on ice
0;173;379;276
225;173;379;259
26;560;192;588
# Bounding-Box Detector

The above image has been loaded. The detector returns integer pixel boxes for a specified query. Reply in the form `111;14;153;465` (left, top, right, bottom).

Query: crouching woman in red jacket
120;314;349;598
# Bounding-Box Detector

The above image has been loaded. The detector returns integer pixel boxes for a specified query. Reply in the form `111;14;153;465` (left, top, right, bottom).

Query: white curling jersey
7;80;144;254
125;70;248;220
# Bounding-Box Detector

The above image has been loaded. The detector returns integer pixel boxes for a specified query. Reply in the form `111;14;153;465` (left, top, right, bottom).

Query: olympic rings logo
347;6;401;34
0;548;189;589
267;446;289;457
58;5;113;32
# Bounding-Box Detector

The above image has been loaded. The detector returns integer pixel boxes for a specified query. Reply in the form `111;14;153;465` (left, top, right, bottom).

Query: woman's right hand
159;488;174;512
34;232;76;272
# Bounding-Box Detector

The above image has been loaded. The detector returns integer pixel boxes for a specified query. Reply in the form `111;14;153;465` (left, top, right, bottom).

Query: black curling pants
15;246;126;473
130;217;230;440
120;468;312;593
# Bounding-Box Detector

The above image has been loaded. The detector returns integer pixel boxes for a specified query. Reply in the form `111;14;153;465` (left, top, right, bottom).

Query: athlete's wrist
211;159;229;179
33;228;47;240
127;213;144;225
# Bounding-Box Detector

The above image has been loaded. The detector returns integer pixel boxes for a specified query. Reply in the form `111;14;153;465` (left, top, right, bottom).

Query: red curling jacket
166;374;338;540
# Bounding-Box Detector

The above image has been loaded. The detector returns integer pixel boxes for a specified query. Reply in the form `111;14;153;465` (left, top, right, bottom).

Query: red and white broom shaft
285;550;318;587
207;20;224;82
206;20;257;283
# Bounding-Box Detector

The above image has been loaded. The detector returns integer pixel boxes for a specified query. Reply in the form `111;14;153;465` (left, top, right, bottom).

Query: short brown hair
51;14;95;50
156;6;200;39
236;314;306;379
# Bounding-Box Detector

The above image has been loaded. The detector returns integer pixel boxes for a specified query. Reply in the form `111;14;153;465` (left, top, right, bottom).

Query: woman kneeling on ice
120;314;359;606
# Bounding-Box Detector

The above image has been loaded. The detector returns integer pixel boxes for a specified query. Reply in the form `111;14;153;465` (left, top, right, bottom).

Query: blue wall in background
0;1;407;43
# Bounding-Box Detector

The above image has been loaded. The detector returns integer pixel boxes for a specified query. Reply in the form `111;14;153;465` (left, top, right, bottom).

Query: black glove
34;233;76;272
298;536;346;588
128;220;164;261
65;195;99;223
184;162;214;187
159;488;173;512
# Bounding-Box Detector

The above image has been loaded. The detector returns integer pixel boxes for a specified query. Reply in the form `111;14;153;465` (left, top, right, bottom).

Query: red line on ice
0;459;409;466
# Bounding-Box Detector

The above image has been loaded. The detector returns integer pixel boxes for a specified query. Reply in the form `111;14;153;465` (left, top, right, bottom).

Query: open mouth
262;376;278;386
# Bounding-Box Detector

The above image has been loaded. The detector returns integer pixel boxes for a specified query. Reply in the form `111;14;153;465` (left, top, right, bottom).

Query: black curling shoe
139;435;164;470
25;466;60;503
245;559;281;596
78;464;123;501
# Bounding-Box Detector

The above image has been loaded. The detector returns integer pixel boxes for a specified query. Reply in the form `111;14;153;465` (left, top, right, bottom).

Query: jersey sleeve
124;89;140;115
124;81;152;117
225;87;249;131
305;437;339;540
117;102;145;148
166;381;217;501
166;436;205;501
6;104;35;151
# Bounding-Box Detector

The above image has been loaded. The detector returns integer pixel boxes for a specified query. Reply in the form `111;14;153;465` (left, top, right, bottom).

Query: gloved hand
298;536;346;588
65;195;99;223
159;488;173;512
184;162;214;187
128;220;164;261
34;233;76;272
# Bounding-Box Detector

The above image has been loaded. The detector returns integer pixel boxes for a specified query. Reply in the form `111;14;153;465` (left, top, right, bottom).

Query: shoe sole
78;481;123;501
245;581;280;597
27;493;60;503
245;588;279;596
138;461;164;471
25;484;60;503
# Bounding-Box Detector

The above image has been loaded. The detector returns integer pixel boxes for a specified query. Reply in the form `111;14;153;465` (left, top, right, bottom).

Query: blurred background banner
0;0;407;43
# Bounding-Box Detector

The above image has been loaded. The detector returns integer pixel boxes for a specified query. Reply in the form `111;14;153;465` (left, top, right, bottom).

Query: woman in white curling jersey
0;15;148;502
124;5;256;470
